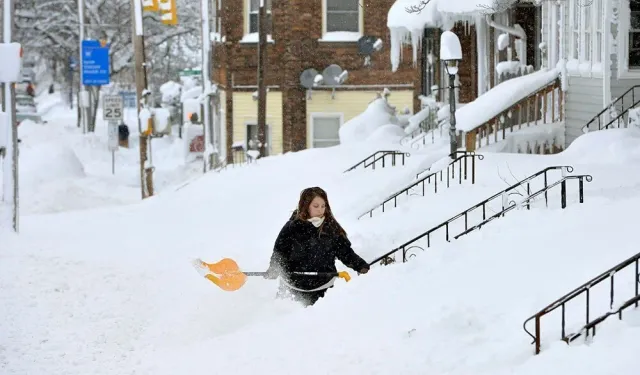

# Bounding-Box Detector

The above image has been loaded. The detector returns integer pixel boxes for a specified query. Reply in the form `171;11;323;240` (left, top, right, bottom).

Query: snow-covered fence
462;76;563;154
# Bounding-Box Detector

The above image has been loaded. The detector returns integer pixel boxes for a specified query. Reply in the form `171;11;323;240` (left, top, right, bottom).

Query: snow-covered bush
338;95;404;144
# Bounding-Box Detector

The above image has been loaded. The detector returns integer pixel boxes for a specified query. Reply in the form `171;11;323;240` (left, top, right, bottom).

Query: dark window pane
249;14;258;33
327;0;358;12
632;0;640;11
326;12;359;32
629;43;640;68
250;0;271;11
249;13;271;34
631;12;640;30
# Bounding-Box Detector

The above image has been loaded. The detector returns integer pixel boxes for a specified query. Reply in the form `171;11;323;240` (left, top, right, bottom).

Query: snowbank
338;97;404;144
455;68;560;132
562;127;640;164
19;143;86;187
159;81;181;104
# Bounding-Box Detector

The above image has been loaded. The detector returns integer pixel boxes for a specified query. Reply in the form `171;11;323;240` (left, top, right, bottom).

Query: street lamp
439;30;462;158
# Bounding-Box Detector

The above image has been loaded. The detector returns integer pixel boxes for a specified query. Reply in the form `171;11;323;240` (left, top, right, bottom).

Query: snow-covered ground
1;97;639;374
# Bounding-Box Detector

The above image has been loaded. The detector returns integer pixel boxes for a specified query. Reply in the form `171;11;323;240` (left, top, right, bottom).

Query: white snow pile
562;127;640;164
455;68;560;132
159;81;182;104
19;142;86;187
338;97;405;144
2;124;640;374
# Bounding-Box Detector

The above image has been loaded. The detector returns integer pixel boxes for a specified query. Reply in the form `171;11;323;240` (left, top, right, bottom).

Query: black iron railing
523;251;640;354
344;150;410;173
358;151;483;219
368;166;586;266
456;174;592;238
582;85;640;132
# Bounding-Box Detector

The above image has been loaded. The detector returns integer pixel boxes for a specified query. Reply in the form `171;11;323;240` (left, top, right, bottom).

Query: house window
594;0;603;64
630;0;640;68
248;0;271;35
311;115;341;148
568;0;603;68
571;0;580;60
246;123;271;156
582;0;591;61
324;0;360;34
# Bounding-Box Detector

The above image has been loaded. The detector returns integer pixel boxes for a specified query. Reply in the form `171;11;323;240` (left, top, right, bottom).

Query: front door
514;3;542;69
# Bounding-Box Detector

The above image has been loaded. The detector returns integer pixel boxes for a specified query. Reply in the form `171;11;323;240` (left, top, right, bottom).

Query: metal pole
201;0;215;171
257;0;267;157
448;72;457;158
78;0;88;134
2;0;18;232
112;151;115;174
131;0;153;199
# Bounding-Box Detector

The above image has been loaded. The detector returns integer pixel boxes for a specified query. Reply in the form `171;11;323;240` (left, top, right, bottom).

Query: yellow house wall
232;91;283;155
305;90;415;148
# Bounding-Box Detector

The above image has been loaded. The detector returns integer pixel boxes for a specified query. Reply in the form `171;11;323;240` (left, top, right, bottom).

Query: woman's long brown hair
295;187;347;237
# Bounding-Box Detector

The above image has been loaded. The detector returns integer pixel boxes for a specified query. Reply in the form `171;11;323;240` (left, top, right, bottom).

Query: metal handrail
344;150;410;173
523;251;640;354
368;166;579;266
358;151;483;219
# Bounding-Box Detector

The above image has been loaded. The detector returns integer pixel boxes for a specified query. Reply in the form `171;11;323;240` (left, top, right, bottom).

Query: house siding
565;76;604;143
232;91;284;155
305;90;414;148
217;0;421;155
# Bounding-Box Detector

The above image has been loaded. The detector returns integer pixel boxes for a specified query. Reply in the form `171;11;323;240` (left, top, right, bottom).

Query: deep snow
1;98;640;374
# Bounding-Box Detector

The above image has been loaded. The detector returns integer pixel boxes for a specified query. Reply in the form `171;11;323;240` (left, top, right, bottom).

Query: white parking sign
103;95;124;121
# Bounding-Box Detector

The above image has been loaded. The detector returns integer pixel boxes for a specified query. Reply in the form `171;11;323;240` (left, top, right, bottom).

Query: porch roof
387;0;520;71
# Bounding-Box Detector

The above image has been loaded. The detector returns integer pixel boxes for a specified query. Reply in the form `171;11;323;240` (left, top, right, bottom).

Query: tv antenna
300;68;320;99
322;64;348;99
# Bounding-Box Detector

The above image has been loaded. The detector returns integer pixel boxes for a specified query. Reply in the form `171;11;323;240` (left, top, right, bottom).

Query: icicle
411;29;422;68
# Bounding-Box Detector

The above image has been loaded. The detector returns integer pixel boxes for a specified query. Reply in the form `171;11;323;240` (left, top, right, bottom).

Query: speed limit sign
103;95;124;121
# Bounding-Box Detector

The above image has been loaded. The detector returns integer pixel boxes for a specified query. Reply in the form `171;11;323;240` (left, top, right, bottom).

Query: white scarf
308;216;325;227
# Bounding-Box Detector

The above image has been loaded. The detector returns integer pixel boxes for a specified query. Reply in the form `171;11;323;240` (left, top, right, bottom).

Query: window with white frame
630;0;640;68
311;115;341;148
594;0;602;64
325;0;360;34
248;0;271;35
568;0;603;67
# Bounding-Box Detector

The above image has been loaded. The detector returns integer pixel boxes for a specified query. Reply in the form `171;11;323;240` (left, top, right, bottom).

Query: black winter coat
268;217;369;291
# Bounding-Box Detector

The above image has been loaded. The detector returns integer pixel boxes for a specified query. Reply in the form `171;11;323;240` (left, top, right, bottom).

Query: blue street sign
81;40;110;86
119;91;137;108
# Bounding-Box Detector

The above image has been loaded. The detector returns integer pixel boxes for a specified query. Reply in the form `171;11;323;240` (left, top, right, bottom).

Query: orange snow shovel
192;258;351;292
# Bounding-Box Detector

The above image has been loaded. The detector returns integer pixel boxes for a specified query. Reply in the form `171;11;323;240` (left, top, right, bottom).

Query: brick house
212;0;425;159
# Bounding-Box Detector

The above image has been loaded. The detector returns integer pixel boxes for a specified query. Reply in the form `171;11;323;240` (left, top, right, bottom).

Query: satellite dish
300;68;319;89
357;36;378;56
322;64;343;86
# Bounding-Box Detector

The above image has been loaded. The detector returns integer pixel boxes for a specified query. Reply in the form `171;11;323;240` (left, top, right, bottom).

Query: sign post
103;95;124;175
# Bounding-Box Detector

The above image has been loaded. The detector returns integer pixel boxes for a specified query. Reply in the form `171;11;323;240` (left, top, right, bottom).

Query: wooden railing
464;77;563;152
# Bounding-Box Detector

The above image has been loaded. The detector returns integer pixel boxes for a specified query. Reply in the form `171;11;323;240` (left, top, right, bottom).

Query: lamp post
439;31;462;158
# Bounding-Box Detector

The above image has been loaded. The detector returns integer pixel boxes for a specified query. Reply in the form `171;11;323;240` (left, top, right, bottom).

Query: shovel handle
243;271;351;282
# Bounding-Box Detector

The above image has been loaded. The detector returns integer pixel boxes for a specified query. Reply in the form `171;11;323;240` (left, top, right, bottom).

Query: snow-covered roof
387;0;519;71
387;0;441;30
437;0;518;15
455;68;560;132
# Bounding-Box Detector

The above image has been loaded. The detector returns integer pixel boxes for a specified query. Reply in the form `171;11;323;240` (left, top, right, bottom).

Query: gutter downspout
486;14;528;69
602;0;611;126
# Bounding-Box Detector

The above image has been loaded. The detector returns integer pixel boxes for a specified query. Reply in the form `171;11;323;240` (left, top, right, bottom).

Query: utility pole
1;0;18;232
256;0;267;157
77;0;88;134
201;0;216;171
131;0;154;198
